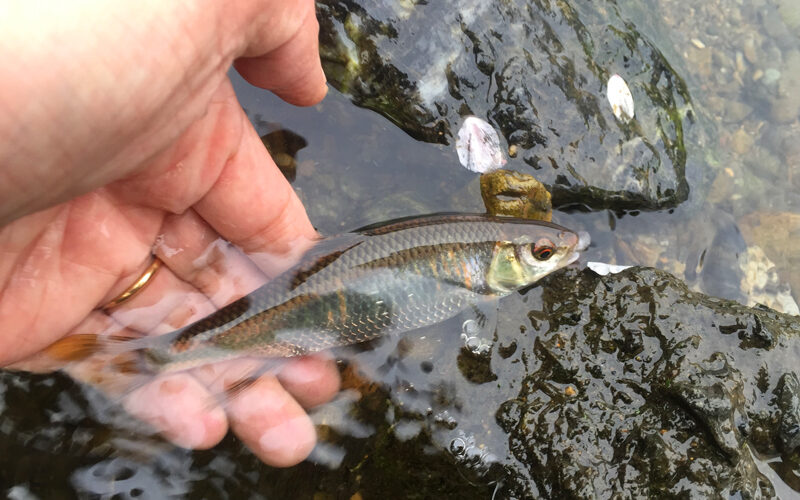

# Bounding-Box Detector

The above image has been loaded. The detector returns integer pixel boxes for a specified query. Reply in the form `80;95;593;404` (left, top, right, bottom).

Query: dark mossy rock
317;0;691;211
490;267;800;497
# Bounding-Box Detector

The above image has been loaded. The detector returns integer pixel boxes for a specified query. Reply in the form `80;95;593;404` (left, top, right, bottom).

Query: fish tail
44;334;153;375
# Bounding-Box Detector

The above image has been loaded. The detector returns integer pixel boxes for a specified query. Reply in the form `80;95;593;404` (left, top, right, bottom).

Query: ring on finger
101;256;163;311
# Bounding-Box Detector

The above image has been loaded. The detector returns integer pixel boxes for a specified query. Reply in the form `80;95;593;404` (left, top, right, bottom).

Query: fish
47;214;588;374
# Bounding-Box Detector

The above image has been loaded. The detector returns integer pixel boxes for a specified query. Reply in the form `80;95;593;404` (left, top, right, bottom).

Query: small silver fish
47;214;588;373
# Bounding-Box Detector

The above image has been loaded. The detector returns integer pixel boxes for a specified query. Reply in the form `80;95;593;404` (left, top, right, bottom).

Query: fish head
486;220;588;293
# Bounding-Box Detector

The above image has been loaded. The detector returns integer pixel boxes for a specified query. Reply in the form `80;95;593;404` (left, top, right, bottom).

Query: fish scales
167;242;496;362
125;214;582;372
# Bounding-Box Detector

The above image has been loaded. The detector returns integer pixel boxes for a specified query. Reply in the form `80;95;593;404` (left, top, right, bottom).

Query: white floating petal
455;116;506;173
587;261;632;276
606;74;634;122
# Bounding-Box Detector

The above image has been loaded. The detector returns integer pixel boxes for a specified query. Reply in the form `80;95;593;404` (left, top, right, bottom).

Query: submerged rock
318;0;691;211
260;128;308;182
739;211;800;307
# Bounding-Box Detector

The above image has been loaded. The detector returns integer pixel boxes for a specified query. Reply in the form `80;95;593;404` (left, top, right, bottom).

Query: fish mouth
564;231;590;266
566;251;581;266
576;231;591;251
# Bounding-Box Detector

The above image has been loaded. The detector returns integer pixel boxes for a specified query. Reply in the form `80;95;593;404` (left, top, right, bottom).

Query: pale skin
0;0;341;467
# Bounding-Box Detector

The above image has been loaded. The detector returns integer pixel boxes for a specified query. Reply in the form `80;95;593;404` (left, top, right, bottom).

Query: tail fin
44;334;151;375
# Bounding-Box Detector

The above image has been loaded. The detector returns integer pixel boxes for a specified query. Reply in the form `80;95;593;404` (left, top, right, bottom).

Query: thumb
234;0;327;106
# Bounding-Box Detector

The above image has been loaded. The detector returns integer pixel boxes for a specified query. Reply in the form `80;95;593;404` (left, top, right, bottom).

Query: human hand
0;0;339;466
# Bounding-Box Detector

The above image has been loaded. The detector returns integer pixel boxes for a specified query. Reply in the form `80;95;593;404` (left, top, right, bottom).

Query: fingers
235;0;327;106
153;210;267;306
108;79;318;278
129;209;339;462
192;97;319;278
123;373;229;450
226;376;317;467
276;353;341;409
100;252;216;336
151;209;342;413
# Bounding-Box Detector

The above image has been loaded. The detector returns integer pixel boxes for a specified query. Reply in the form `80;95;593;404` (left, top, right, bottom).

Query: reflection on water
3;0;800;496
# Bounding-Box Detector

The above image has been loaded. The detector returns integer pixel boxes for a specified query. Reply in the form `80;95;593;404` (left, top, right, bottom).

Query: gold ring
101;256;162;311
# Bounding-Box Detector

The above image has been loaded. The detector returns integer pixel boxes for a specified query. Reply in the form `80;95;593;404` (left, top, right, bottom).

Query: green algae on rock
318;0;691;211
480;169;552;221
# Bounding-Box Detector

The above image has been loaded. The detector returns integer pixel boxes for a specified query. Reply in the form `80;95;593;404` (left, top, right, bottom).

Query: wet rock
318;0;691;211
491;267;800;496
479;169;552;221
777;373;800;452
258;268;800;497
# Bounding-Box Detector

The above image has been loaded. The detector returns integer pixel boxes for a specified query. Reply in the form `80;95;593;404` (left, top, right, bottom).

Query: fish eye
533;246;554;261
533;238;555;261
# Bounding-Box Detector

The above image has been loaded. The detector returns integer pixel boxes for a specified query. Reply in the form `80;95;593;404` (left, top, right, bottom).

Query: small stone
691;38;706;49
731;128;754;155
724;101;753;123
763;68;782;85
686;46;713;79
753;69;764;81
763;9;790;39
739;245;800;315
743;38;758;64
706;169;736;205
770;96;800;123
739;212;800;302
565;386;577;397
778;0;800;31
736;52;746;74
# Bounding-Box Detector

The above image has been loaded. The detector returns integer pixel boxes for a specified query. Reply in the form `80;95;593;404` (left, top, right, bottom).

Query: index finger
193;103;318;277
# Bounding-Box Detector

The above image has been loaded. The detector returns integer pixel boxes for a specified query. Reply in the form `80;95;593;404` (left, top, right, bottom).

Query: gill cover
486;242;529;293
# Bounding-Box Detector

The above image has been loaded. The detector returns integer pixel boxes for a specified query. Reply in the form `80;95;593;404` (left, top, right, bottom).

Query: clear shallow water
3;0;800;497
